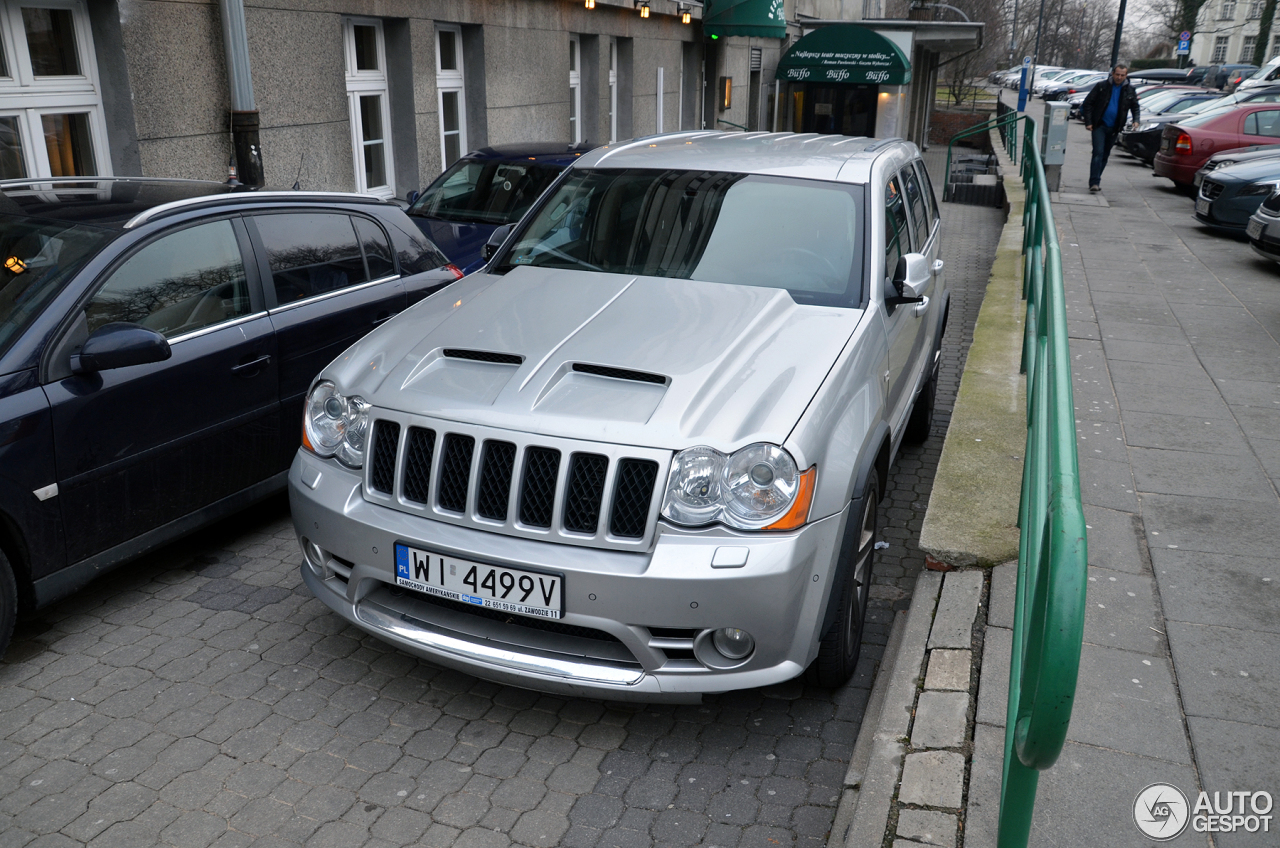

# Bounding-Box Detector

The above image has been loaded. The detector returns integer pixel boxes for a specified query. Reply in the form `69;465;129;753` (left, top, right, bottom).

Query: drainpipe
219;0;264;186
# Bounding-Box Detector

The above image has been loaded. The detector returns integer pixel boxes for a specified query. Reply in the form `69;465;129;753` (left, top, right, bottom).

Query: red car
1154;104;1280;189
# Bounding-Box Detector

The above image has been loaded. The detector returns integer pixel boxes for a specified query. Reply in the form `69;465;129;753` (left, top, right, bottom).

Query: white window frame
0;0;110;179
1213;36;1231;63
609;38;618;143
1249;0;1263;17
1242;35;1257;62
569;34;581;143
343;17;394;198
1219;0;1236;19
436;23;466;168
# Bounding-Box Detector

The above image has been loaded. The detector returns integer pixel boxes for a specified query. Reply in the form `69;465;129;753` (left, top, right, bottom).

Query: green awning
703;0;787;39
775;25;912;85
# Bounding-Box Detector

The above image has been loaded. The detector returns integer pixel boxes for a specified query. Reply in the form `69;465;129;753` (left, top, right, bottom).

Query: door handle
231;354;271;375
931;259;945;276
913;296;930;317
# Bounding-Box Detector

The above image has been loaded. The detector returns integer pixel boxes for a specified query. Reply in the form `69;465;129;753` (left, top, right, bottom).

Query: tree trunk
1255;0;1277;65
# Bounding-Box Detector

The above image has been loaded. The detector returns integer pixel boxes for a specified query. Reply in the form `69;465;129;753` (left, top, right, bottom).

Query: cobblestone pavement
0;170;1003;848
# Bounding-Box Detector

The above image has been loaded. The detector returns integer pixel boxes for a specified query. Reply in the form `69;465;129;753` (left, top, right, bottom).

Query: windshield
498;169;865;308
410;158;564;225
1190;89;1280;116
0;215;111;361
1143;90;1189;113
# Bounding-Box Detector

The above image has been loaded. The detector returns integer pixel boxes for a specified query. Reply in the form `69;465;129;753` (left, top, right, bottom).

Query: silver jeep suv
289;131;947;701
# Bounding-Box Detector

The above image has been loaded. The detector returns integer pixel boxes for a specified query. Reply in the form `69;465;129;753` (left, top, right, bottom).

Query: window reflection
42;112;95;176
0;117;26;179
359;94;386;188
22;7;80;76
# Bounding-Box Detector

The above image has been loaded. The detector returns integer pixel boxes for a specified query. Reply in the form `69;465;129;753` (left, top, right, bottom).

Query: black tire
903;358;938;445
0;547;15;659
807;478;878;688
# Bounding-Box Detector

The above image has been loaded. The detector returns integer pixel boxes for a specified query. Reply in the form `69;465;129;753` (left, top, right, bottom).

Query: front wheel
0;548;16;659
806;478;878;688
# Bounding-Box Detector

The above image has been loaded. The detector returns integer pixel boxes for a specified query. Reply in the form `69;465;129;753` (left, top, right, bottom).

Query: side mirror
406;189;420;206
483;223;516;261
888;254;930;304
71;322;171;374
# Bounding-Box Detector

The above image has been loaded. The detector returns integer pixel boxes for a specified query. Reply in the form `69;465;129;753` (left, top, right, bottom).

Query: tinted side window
86;220;250;339
1245;110;1280;137
914;161;940;228
256;213;367;306
901;167;930;252
884;176;910;282
353;216;396;279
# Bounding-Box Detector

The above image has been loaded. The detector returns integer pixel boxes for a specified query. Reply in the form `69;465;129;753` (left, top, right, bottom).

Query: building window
1242;35;1257;61
343;18;394;197
1213;36;1231;63
0;0;109;180
436;24;466;167
608;39;618;143
1272;36;1280;59
1219;0;1237;18
569;35;581;143
1249;0;1263;17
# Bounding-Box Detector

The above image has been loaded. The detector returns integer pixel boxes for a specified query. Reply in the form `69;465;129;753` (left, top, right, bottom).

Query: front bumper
1195;179;1267;230
1248;206;1280;260
288;451;847;701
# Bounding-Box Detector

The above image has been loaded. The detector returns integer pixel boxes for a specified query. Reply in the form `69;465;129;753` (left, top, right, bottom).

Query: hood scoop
572;363;668;385
444;349;524;365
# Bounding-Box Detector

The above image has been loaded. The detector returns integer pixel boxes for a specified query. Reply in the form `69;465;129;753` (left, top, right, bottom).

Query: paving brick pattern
0;164;1003;848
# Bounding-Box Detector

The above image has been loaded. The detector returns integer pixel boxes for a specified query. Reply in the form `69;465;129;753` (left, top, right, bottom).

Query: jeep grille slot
370;420;400;495
443;349;524;365
438;434;475;512
611;459;659;538
563;453;608;534
572;363;667;384
402;427;436;504
477;441;516;521
519;447;561;528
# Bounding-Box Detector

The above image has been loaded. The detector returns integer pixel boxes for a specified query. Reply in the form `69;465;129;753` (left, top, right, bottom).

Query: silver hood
324;266;865;450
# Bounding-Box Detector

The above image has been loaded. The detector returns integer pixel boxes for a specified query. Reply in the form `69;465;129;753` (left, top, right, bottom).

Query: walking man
1082;64;1141;192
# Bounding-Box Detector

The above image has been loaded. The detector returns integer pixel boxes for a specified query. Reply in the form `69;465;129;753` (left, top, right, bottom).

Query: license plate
1248;218;1264;240
394;543;563;620
1196;197;1211;216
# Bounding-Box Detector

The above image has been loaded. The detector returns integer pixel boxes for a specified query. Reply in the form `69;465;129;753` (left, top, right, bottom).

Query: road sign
1180;30;1191;40
1177;39;1191;55
1024;56;1032;65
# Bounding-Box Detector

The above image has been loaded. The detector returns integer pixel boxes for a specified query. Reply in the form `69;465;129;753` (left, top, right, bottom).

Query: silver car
288;132;947;701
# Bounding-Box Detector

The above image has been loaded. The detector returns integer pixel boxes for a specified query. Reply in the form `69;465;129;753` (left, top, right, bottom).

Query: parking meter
1042;101;1069;191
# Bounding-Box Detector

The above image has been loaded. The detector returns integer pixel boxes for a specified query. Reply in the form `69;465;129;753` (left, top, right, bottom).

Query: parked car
1194;157;1280;231
1128;68;1194;83
1224;65;1262;92
1186;65;1211;85
1032;69;1088;95
406;143;593;275
1194;144;1280;187
1207;64;1258;89
1043;72;1106;101
1154;104;1280;189
1245;190;1280;259
288;132;949;699
1119;91;1224;163
1234;55;1280;93
0;178;461;655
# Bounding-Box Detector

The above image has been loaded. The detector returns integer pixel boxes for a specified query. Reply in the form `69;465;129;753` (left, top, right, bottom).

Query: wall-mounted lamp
585;0;595;8
637;0;650;17
679;4;692;23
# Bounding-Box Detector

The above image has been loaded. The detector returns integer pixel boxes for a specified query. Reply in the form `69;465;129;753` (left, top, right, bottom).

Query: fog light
712;627;755;660
301;537;326;572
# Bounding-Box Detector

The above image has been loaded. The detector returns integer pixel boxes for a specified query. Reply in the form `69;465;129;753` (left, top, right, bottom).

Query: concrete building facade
1189;0;1280;69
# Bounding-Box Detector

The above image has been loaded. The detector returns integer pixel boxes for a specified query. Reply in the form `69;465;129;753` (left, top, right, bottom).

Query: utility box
1041;101;1069;191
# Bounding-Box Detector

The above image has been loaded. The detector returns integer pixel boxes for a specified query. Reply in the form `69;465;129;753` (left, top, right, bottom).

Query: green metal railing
942;109;1021;202
997;114;1089;848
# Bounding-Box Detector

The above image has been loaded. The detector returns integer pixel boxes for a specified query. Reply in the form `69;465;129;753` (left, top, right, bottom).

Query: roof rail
863;137;907;152
123;191;389;230
0;176;223;188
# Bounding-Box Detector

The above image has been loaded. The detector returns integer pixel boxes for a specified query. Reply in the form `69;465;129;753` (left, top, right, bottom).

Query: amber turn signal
765;467;817;531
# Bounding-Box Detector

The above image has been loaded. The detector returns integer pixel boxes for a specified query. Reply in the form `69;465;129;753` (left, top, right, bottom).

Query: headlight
661;443;815;530
303;380;371;467
1136;123;1157;132
1240;181;1280;196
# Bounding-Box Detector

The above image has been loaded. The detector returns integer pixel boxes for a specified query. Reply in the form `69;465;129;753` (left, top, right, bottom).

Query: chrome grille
1201;180;1225;201
363;414;670;550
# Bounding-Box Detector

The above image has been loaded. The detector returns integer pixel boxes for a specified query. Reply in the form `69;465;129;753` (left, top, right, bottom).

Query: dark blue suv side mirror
71;323;172;374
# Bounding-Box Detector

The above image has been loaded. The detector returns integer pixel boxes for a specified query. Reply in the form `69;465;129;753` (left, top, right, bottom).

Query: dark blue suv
0;178;460;654
405;143;593;274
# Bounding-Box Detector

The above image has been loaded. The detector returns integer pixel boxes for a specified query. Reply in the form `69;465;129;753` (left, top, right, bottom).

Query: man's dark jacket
1082;78;1141;131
